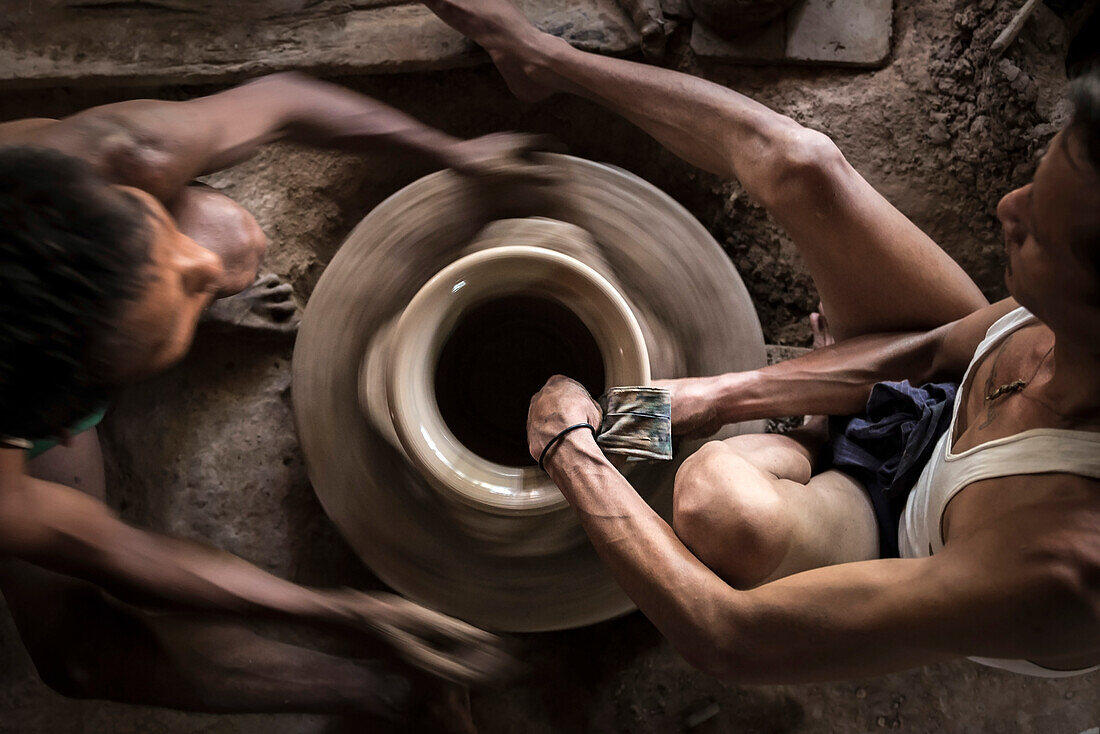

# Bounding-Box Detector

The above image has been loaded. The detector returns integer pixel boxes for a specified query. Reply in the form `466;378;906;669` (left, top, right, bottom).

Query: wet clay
292;154;766;630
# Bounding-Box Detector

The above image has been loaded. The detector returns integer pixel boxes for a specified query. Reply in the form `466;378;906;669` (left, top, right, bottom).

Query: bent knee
718;433;813;484
173;187;269;294
673;442;789;587
756;125;849;210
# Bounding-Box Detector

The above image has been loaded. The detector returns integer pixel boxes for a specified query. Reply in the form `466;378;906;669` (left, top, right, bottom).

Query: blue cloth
829;380;957;558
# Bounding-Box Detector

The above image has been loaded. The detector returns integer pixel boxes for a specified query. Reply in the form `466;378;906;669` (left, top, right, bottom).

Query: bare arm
0;454;509;683
527;379;1100;681
0;470;344;618
663;298;1020;437
10;73;544;203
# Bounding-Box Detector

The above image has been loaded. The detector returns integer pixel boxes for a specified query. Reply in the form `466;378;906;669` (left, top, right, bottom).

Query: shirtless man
425;0;1100;679
0;73;538;726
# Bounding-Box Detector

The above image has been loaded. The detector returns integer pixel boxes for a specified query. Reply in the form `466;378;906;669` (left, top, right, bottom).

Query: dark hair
0;146;151;440
1066;68;1100;304
1068;68;1100;174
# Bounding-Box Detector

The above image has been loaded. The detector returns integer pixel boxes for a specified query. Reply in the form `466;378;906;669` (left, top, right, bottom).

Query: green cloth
28;405;108;459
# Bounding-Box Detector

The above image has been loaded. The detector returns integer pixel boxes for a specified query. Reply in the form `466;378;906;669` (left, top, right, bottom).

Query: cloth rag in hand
596;386;673;461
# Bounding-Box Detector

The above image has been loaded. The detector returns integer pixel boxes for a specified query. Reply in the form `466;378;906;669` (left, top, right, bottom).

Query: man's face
106;187;224;382
997;127;1100;345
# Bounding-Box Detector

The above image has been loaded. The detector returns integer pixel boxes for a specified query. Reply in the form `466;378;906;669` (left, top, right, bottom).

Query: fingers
381;621;519;686
459;132;567;185
500;131;565;155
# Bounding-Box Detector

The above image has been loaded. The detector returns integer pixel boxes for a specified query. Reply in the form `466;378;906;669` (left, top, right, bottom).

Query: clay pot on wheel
292;154;765;631
360;225;649;552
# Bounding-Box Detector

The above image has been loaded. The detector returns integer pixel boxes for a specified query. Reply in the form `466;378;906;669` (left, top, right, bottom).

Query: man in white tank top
428;0;1100;682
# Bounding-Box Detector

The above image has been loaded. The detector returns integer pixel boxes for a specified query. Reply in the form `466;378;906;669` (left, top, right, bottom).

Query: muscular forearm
542;433;1042;682
683;299;1023;430
247;73;463;168
34;73;469;200
523;35;799;191
545;432;747;670
0;474;354;625
708;328;944;424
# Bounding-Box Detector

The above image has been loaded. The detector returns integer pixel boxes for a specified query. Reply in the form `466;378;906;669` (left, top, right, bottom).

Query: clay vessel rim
386;244;650;515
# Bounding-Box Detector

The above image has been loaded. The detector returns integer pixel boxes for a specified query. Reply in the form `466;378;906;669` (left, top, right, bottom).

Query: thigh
0;555;161;691
719;434;880;575
766;470;880;581
771;144;989;340
674;435;879;588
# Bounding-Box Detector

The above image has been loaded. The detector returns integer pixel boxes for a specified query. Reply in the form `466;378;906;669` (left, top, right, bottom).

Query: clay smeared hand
445;132;561;185
526;375;602;464
328;590;517;685
652;376;723;438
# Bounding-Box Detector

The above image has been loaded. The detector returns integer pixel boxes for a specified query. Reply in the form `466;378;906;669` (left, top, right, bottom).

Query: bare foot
809;302;834;350
202;272;300;335
799;304;835;433
423;0;558;103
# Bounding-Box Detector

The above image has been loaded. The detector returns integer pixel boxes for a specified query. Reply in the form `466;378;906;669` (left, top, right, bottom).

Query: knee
175;187;269;295
755;125;849;210
211;202;268;294
673;442;788;588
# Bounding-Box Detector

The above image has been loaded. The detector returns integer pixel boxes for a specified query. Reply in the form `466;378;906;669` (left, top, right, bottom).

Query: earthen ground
2;0;1098;731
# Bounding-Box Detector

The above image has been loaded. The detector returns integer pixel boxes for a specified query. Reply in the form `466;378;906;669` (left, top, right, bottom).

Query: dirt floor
2;0;1099;731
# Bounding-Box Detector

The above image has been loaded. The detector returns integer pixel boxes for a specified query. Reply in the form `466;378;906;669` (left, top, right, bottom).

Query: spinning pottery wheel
292;155;765;632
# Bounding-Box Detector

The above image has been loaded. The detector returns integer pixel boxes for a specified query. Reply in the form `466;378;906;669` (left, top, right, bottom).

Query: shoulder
931;298;1021;379
0;118;59;143
959;471;1100;603
940;473;1100;653
6;101;189;201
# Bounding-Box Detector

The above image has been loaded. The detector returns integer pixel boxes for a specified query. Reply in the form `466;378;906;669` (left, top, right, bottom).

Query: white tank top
897;307;1100;677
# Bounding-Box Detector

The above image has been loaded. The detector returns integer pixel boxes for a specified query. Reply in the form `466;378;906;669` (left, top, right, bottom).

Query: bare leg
673;434;877;586
172;185;301;334
423;0;988;339
201;272;300;334
0;560;411;719
170;184;269;295
672;316;873;582
7;432;470;729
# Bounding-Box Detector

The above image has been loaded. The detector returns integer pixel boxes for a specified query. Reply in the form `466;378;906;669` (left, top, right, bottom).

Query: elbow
681;641;740;681
680;634;759;683
749;124;849;212
671;609;753;682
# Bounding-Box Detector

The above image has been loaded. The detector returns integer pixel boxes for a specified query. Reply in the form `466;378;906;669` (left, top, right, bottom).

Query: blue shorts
828;381;957;558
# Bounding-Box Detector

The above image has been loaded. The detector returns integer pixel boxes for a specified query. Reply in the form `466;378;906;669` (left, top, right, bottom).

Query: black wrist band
538;423;598;473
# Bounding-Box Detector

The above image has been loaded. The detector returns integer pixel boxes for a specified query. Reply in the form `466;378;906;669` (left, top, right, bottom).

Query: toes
809;311;834;349
253;272;281;288
249;280;294;301
263;301;299;320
